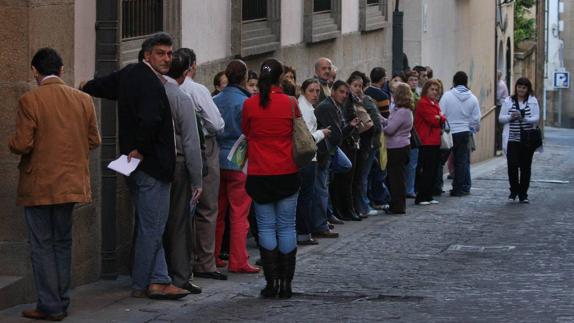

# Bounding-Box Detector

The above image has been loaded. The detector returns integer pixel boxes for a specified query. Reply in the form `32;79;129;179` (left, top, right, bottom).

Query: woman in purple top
382;82;414;214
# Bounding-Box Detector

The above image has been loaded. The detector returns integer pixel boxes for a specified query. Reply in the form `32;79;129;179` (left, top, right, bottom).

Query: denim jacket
214;84;250;170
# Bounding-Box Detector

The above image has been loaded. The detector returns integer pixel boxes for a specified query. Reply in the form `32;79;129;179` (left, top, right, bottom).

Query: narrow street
1;127;573;323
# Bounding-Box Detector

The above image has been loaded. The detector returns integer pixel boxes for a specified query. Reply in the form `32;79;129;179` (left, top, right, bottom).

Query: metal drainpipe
95;0;119;279
392;0;404;74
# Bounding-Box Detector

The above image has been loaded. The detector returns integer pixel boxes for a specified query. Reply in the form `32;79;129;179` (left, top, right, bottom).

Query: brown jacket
8;77;101;206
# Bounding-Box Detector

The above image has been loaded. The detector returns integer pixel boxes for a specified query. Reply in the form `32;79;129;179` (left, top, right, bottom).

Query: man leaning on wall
9;48;101;321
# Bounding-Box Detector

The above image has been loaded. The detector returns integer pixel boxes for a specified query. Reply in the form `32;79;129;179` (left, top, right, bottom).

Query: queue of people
8;32;540;321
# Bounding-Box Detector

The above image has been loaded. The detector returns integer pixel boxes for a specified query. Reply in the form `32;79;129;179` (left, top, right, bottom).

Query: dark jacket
314;97;354;168
83;62;175;182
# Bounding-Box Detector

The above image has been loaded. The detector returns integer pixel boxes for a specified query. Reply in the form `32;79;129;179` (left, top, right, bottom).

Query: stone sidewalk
1;127;573;323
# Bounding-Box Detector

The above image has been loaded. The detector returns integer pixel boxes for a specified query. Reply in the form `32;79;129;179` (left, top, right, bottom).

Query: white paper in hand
107;154;141;176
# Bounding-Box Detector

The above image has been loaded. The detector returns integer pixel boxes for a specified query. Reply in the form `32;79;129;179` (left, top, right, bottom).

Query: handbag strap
289;96;297;121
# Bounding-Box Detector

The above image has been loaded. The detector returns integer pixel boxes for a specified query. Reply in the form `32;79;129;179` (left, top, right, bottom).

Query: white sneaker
429;200;439;204
417;201;431;206
367;209;380;216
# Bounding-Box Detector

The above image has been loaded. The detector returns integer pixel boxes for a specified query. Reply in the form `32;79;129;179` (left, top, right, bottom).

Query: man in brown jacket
8;48;101;321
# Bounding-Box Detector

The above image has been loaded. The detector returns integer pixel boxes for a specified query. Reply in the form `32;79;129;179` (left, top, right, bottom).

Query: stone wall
0;0;101;310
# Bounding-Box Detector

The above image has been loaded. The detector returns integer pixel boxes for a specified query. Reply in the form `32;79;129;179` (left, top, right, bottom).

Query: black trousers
416;145;441;203
387;146;410;213
507;141;535;198
330;141;357;218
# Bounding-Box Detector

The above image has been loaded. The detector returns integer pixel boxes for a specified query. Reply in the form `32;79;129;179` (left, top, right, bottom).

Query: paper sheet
107;154;141;176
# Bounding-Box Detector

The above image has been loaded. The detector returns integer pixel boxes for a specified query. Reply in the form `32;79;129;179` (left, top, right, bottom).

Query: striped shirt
508;98;534;142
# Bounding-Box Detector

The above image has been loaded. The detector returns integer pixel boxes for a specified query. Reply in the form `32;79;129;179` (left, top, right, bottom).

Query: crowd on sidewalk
7;32;541;321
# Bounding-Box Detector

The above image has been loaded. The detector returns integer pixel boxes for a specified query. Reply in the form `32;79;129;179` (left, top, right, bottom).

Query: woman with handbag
414;79;446;205
242;59;302;299
296;79;331;245
499;77;541;203
382;82;414;214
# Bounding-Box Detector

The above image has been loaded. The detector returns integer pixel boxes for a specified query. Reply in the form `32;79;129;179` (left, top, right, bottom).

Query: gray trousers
25;203;75;316
164;161;194;287
193;137;220;272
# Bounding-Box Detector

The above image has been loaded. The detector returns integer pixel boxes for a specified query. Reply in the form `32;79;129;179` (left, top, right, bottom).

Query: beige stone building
0;0;508;309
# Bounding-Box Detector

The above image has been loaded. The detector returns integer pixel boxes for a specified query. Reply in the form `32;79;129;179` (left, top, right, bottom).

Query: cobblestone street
1;127;573;323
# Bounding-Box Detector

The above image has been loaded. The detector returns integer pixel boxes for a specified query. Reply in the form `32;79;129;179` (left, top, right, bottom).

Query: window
359;0;389;32
242;0;267;21
119;0;181;66
313;0;332;12
121;0;163;39
231;0;281;57
304;0;342;43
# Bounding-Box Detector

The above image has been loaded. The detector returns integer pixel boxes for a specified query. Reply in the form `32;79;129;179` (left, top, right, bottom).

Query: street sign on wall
554;71;570;89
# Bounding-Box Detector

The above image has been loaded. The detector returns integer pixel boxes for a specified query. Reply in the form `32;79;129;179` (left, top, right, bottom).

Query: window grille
314;0;332;12
122;0;163;39
242;0;267;21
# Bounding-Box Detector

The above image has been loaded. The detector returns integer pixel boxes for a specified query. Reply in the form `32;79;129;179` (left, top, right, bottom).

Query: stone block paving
1;128;574;323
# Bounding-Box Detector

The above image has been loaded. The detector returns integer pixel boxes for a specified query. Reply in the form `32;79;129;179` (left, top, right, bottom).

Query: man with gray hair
82;33;190;300
314;57;333;102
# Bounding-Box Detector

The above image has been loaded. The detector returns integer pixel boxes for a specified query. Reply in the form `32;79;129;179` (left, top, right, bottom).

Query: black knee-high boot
278;248;297;299
259;247;279;298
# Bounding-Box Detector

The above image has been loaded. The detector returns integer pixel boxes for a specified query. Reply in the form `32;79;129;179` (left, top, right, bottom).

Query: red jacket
241;87;299;175
414;96;445;146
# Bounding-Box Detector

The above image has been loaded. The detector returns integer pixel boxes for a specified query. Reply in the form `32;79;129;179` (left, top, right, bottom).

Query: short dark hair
31;48;63;76
370;67;386;84
348;71;368;86
346;74;364;86
405;70;419;80
453;71;468;87
392;71;407;82
248;70;258;81
166;51;190;79
413;65;426;74
225;60;247;85
331;80;349;92
425;66;434;79
141;32;173;54
177;48;197;66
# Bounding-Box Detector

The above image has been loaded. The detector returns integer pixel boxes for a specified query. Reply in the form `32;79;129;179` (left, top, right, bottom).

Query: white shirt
180;77;225;136
298;96;325;161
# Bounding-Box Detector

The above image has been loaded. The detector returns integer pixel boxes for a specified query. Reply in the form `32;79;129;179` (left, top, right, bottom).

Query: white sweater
439;86;481;134
498;95;541;155
298;96;325;161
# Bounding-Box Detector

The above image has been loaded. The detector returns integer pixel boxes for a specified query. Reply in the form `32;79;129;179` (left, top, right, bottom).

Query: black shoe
182;282;202;294
328;215;345;224
508;192;517;201
278;249;297;299
328;222;335;230
297;238;319;246
312;230;339;238
259;247;280;298
194;271;228;280
255;258;262;266
449;190;469;197
519;194;529;203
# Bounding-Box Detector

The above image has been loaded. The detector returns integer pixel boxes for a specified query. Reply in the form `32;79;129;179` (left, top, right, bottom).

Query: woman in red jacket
414;79;446;205
241;58;301;299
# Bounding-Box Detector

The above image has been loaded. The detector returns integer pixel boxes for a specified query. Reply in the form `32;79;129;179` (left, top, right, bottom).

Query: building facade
0;0;507;309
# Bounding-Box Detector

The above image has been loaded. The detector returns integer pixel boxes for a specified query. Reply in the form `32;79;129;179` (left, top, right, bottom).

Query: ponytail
258;58;284;108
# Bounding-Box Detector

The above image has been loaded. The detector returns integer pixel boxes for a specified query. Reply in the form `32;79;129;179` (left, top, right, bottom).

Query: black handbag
515;98;542;150
520;126;542;149
410;128;422;148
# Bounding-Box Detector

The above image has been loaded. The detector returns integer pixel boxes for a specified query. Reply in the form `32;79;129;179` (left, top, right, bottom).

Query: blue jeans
452;132;471;193
368;155;391;205
311;158;332;233
330;147;352;174
25;203;75;316
254;193;299;254
296;162;316;237
406;148;419;195
355;149;376;214
127;170;172;290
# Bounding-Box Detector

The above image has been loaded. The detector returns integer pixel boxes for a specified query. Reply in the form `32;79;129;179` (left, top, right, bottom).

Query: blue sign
554;71;570;89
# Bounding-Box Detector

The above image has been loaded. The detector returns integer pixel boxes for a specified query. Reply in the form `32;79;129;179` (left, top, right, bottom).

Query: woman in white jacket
498;77;540;203
296;79;331;245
